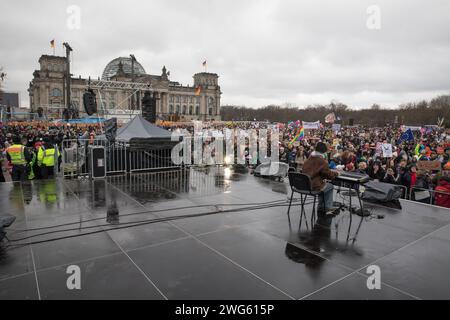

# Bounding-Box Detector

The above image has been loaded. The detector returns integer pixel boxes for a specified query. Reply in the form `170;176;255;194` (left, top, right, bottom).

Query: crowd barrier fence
60;139;180;177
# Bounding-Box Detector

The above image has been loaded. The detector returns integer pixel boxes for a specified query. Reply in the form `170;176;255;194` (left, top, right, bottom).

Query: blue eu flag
398;128;414;144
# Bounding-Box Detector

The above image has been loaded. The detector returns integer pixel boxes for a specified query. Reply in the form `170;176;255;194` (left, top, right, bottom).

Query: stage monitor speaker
83;89;98;116
141;91;156;123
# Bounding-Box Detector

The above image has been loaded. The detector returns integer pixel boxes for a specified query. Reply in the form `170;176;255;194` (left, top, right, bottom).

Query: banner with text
302;121;321;130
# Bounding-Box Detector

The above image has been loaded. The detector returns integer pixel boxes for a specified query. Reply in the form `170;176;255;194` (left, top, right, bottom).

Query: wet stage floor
1;166;450;300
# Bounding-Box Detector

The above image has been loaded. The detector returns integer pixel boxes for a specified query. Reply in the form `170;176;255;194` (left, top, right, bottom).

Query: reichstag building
28;55;222;121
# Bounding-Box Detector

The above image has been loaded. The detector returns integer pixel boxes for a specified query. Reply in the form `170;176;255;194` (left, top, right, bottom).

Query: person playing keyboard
302;142;341;215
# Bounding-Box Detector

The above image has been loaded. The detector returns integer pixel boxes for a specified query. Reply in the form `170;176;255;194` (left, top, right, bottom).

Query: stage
1;167;449;300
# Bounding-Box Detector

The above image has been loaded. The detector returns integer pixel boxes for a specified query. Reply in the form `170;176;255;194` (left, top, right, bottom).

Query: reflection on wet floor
0;166;450;299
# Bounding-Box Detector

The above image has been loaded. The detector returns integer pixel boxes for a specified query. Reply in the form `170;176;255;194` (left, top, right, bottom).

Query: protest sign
302;121;320;129
332;123;341;132
417;160;441;171
375;142;382;156
381;143;393;157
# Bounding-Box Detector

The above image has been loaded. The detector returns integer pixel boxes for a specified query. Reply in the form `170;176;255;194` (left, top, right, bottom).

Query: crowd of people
154;120;450;208
1;119;450;208
0;122;103;182
278;125;450;208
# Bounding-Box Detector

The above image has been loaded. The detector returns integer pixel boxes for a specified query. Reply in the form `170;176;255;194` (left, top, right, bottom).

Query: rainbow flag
289;126;304;144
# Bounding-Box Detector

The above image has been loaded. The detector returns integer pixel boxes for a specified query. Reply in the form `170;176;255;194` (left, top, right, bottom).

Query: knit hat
315;142;328;154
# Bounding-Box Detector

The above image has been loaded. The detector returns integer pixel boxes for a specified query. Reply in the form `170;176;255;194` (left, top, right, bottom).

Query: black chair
287;172;325;228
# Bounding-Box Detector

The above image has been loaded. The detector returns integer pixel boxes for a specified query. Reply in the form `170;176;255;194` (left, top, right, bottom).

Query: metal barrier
129;147;177;172
410;186;450;208
61;139;90;177
107;141;128;175
61;138;179;177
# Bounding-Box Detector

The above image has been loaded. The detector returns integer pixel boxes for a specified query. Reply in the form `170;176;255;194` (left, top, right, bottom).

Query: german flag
195;85;201;96
50;39;55;48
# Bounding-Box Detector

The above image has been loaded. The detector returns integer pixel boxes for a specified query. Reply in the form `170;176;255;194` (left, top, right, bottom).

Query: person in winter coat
368;161;386;181
382;167;397;184
302;142;340;215
435;176;450;208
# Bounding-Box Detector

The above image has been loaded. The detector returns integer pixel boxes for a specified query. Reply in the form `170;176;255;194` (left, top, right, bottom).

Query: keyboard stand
334;179;367;243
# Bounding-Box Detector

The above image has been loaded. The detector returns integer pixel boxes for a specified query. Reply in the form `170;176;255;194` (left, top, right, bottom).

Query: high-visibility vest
6;144;26;165
38;146;59;167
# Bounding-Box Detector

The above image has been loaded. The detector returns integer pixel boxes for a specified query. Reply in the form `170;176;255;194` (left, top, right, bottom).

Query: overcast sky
1;0;449;109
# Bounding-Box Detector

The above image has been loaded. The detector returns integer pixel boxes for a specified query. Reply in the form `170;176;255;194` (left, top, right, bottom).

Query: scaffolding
86;79;152;91
86;79;154;116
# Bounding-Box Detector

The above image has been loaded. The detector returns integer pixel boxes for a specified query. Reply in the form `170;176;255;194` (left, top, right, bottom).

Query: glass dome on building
101;57;146;80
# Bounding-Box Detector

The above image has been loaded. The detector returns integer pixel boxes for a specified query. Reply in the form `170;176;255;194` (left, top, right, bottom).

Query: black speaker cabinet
83;89;98;116
89;146;106;179
141;91;156;123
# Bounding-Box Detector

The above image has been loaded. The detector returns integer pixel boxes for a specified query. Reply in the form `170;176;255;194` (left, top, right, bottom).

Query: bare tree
220;94;450;127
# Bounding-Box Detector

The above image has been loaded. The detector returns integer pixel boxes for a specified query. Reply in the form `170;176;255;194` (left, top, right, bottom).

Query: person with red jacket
435;176;450;208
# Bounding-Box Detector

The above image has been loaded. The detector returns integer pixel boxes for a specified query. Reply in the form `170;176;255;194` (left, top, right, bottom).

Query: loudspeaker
349;118;354;126
141;90;156;123
37;107;43;117
83;89;97;116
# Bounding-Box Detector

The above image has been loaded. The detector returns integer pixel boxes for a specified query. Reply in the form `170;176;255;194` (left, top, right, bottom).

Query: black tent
98;115;172;142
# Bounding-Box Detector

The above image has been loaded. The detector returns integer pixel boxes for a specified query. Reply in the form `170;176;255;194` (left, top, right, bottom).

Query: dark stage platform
1;167;449;300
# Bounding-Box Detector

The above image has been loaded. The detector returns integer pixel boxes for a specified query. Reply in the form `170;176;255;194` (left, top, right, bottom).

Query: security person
6;136;33;181
37;137;60;179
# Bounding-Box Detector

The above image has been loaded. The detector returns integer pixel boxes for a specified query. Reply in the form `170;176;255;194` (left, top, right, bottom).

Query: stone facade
29;55;221;121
